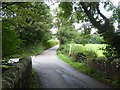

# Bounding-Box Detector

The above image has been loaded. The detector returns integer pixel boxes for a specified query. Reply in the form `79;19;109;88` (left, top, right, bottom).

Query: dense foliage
75;32;104;44
2;2;53;58
57;23;77;45
47;39;59;48
57;2;120;59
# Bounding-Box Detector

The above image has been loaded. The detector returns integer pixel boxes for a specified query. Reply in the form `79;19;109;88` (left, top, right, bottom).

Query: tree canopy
57;2;120;59
2;2;53;57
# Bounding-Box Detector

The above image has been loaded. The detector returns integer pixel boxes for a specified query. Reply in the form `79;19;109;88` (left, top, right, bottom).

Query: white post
69;44;72;56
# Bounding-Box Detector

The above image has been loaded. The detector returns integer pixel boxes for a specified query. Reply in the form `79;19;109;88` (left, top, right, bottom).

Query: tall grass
21;43;46;57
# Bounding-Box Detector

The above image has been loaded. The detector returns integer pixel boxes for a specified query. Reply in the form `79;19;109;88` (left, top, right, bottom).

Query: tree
2;2;53;58
2;21;21;57
57;22;77;45
75;32;104;44
58;2;120;59
55;2;77;45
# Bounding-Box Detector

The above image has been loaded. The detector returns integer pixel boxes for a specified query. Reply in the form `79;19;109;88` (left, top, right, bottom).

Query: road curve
32;45;110;88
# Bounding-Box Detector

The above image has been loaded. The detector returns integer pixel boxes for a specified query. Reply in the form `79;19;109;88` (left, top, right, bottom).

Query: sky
46;0;120;34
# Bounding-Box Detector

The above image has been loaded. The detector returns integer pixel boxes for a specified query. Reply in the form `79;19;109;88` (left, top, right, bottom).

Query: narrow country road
32;45;110;88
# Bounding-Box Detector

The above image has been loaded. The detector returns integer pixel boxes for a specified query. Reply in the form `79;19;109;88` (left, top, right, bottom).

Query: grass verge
30;69;40;88
57;51;96;75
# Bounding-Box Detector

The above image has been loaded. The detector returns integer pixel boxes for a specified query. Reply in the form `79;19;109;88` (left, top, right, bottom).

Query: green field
71;44;106;58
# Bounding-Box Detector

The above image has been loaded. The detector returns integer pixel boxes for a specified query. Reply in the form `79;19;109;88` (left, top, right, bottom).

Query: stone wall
2;57;32;89
86;58;120;83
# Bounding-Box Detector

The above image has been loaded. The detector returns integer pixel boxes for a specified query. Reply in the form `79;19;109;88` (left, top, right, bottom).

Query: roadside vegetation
30;69;40;88
59;44;105;60
10;39;59;58
47;39;59;48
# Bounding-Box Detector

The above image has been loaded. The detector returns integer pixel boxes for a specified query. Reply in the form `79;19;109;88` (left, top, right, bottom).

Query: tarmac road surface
32;45;110;88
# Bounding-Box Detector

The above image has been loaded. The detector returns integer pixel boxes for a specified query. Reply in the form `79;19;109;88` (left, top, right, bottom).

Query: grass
57;51;96;75
84;44;106;57
30;69;40;88
71;44;106;58
57;51;117;88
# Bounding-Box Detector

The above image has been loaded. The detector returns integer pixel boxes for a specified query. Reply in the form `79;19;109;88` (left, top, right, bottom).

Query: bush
102;45;118;60
59;44;69;55
2;24;21;58
75;52;86;62
83;50;97;59
47;39;59;48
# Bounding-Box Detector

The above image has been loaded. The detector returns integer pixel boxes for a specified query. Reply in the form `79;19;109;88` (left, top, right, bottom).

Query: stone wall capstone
2;57;32;89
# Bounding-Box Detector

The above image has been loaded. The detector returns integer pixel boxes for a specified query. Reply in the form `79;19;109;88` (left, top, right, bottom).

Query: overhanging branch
80;2;103;30
96;3;108;21
2;2;17;9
